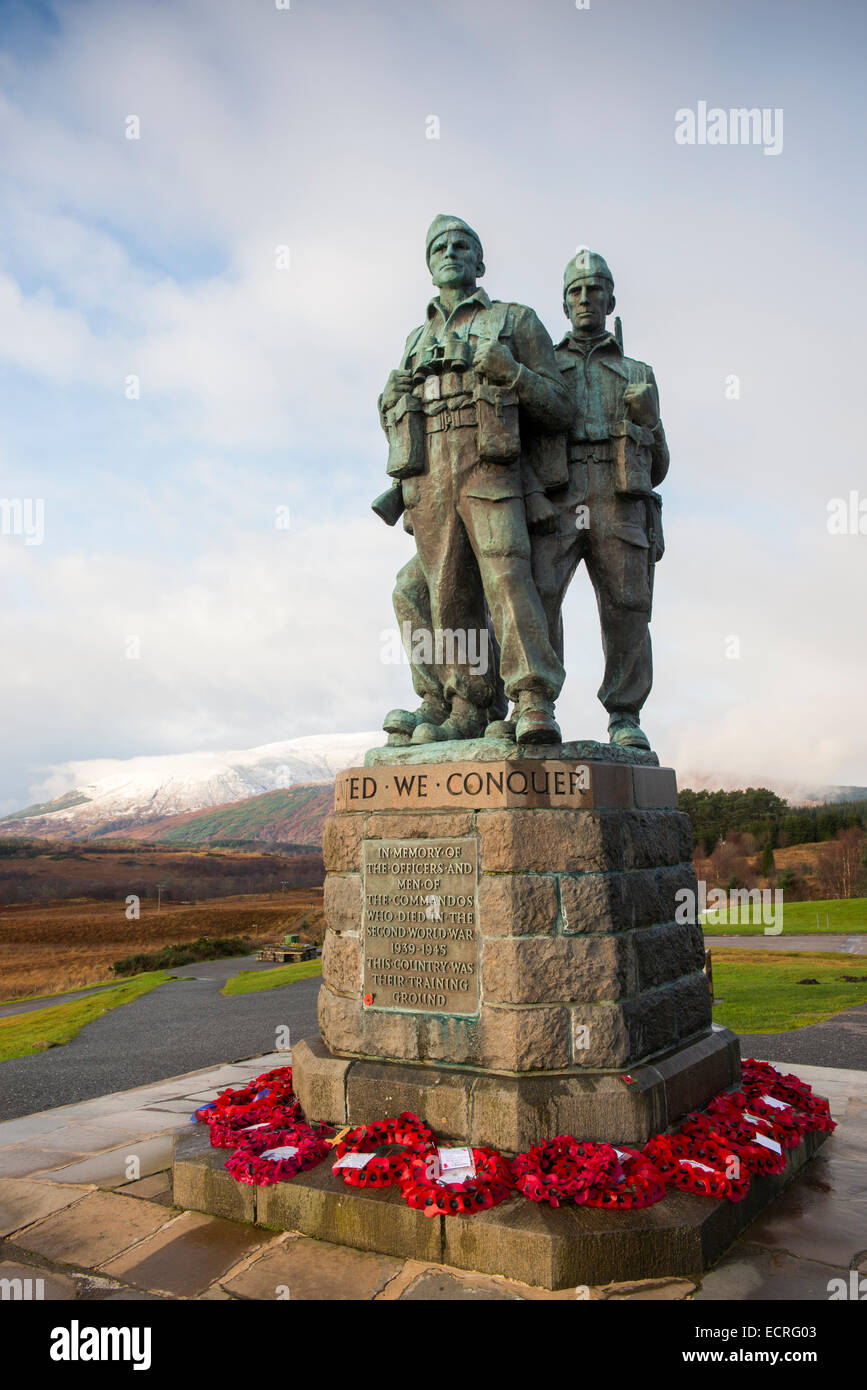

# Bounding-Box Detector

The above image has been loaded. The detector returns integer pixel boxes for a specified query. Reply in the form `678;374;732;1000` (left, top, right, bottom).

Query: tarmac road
708;934;867;953
0;955;320;1124
738;1001;867;1071
0;983;122;1020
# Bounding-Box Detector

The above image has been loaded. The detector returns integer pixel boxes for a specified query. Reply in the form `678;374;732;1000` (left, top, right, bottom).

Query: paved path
709;934;867;954
739;1001;867;1071
0;983;121;1020
0;956;320;1124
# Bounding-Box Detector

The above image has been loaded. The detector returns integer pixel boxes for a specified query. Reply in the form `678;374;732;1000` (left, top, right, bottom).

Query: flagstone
0;1114;70;1145
34;1134;175;1186
48;1095;162;1120
141;1100;207;1114
221;1235;403;1301
692;1245;850;1301
117;1172;173;1203
69;1109;186;1136
399;1268;526;1300
0;1146;89;1178
595;1277;697;1300
0;1257;78;1300
98;1210;274;1297
10;1190;172;1266
185;1066;268;1087
28;1124;140;1153
102;1288;168;1300
0;1177;91;1236
737;1165;867;1266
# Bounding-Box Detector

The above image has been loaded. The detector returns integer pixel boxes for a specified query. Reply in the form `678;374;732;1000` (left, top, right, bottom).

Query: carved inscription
335;761;601;813
362;837;479;1015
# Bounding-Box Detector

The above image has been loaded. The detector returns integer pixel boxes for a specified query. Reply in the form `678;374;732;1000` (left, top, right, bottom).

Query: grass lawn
710;949;867;1034
0;971;172;1063
701;896;867;934
220;960;322;996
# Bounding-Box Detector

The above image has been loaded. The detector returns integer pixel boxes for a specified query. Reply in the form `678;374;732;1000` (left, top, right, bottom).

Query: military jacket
380;288;573;499
555;331;669;486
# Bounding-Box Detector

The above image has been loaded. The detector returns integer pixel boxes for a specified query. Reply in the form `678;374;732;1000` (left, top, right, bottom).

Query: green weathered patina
374;229;668;755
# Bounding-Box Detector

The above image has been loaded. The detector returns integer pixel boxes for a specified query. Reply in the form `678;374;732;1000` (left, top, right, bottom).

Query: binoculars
411;333;473;383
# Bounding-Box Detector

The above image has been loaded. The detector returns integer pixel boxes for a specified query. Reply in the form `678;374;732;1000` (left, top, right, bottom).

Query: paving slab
0;1146;90;1178
222;1234;403;1301
0;1177;91;1237
141;1101;208;1115
399;1268;527;1300
0;1257;78;1299
739;1158;867;1266
10;1189;172;1267
0;1114;71;1145
117;1172;173;1203
36;1134;175;1186
70;1110;188;1136
99;1210;275;1297
595;1277;696;1300
693;1245;852;1301
26;1124;141;1154
101;1288;168;1301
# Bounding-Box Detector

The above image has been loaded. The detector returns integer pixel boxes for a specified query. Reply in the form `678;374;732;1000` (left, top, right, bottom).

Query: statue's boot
383;694;449;746
514;691;561;746
412;695;487;744
608;711;651;750
484;715;517;741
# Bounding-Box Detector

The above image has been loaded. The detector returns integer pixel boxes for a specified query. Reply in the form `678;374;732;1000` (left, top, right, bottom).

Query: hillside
0;888;324;1000
0;731;375;840
0;842;324;907
110;784;334;847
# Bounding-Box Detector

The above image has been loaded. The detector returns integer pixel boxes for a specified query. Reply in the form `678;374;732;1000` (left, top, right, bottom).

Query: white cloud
0;0;865;807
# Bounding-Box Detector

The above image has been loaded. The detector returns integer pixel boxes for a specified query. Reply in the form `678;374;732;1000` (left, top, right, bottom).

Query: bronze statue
531;250;669;749
372;230;669;752
375;215;571;747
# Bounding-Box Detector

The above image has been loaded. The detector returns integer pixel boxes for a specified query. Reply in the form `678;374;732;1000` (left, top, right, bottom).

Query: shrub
112;935;253;977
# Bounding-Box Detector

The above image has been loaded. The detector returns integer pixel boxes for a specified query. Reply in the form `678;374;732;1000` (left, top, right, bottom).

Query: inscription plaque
362;837;479;1016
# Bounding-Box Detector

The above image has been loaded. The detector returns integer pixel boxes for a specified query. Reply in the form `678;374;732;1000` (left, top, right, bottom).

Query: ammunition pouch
610;419;655;497
385;393;425;479
474;382;520;464
371;482;406;527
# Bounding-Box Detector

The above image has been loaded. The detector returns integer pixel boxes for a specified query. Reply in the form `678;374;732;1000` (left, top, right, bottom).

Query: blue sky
1;0;866;809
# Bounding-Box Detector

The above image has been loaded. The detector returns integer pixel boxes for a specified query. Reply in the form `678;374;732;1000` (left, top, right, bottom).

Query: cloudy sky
1;0;865;812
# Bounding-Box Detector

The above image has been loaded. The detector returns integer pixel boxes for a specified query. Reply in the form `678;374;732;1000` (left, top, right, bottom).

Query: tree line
679;788;867;859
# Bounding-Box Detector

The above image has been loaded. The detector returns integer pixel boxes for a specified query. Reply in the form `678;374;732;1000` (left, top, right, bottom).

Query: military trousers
393;553;508;719
531;474;654;718
396;421;565;710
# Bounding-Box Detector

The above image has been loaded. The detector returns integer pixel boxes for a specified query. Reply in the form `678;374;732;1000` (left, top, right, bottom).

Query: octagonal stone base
292;1024;740;1151
173;1122;829;1290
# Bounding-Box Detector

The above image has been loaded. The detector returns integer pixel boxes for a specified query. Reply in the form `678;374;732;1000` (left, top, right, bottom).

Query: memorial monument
177;219;829;1289
293;217;737;1152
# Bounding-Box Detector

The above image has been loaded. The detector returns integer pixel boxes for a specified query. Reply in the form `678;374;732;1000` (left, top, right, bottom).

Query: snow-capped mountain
1;732;379;838
3;730;863;842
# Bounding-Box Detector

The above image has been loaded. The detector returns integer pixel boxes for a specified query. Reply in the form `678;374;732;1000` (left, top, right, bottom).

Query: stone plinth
173;1124;829;1290
293;752;739;1149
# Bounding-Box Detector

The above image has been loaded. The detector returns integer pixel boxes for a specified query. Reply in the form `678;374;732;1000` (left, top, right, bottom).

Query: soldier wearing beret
377;215;572;747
